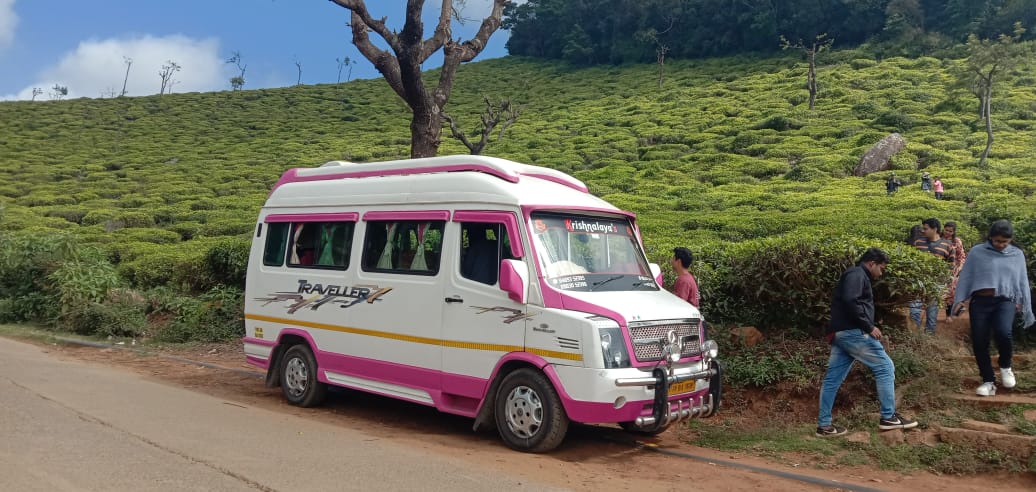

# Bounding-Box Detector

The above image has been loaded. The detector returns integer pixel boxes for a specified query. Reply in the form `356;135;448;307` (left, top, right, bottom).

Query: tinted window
287;221;355;270
263;222;290;266
460;222;510;285
362;220;445;275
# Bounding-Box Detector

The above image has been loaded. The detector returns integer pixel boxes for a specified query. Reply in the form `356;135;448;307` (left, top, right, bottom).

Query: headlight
702;339;719;360
599;327;631;368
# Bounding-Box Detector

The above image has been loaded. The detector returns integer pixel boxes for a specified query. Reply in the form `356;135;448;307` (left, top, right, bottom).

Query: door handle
444;297;464;303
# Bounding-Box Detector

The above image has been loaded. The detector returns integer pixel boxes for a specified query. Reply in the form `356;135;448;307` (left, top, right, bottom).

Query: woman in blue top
952;220;1034;396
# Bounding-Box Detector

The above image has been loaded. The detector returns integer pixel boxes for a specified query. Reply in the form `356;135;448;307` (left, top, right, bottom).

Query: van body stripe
245;313;582;361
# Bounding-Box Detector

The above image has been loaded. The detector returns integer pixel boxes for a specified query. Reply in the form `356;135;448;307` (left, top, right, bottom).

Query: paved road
0;337;559;491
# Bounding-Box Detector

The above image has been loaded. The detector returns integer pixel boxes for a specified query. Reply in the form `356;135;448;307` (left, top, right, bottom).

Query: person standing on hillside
817;247;918;437
952;220;1035;396
921;171;932;192
886;173;902;196
933;176;944;199
671;247;700;308
910;218;953;334
942;221;967;321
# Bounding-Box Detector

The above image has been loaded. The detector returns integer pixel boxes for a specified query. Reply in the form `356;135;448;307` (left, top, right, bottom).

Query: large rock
731;326;764;347
854;133;907;176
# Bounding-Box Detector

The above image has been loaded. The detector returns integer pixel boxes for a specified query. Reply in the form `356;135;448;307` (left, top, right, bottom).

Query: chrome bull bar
614;366;719;430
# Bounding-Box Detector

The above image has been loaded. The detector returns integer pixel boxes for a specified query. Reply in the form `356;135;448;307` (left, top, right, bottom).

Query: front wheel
281;344;327;407
494;368;569;452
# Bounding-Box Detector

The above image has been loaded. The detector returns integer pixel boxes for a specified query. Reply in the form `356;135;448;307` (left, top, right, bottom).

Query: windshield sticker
255;280;392;314
551;275;587;289
564;218;620;234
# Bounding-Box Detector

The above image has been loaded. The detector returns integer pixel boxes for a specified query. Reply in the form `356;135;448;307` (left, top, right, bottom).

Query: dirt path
29;338;1036;492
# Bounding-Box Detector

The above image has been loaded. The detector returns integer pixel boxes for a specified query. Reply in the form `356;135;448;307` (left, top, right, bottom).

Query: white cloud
5;34;223;100
0;0;17;51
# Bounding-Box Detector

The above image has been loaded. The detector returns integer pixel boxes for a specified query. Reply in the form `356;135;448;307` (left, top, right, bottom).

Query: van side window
287;221;354;269
362;220;445;275
263;222;290;266
460;223;509;285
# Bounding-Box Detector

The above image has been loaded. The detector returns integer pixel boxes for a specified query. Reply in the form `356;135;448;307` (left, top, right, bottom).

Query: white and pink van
243;155;721;452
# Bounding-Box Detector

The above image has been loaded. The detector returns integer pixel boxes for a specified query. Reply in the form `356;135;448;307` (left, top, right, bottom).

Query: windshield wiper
589;275;624;291
629;279;656;289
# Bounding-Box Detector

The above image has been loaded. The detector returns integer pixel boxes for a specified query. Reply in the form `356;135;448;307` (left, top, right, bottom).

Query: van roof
271;155;588;194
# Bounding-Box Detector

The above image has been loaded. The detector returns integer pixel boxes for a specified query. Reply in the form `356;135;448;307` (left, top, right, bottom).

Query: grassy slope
2;52;1034;266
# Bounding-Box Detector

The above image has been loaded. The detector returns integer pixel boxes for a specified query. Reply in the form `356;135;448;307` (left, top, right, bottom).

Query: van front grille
629;319;701;362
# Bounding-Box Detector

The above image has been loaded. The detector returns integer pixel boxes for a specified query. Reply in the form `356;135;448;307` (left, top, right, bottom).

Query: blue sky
0;0;513;100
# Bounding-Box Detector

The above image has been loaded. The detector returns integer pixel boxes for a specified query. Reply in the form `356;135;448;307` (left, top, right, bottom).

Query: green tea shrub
81;210;116;226
873;110;915;132
114;211;156;228
850;58;877;69
203;238;250;289
0;231;121;326
118;249;202;290
44;207;89;225
66;294;148;338
696;234;948;335
154;286;244;342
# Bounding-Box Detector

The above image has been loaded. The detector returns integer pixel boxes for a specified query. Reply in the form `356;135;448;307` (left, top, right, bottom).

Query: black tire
494;368;569;453
280;344;327;407
619;421;668;436
708;359;723;415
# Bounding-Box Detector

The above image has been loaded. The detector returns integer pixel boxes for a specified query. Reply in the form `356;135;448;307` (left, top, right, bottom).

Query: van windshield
529;212;657;292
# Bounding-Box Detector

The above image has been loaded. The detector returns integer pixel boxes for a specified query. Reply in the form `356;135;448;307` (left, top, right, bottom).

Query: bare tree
49;84;68;100
328;0;510;158
635;16;675;89
227;51;247;90
442;95;522;155
31;88;43;101
120;56;133;97
955;23;1030;167
780;34;833;110
158;60;181;95
295;58;303;85
336;55;356;83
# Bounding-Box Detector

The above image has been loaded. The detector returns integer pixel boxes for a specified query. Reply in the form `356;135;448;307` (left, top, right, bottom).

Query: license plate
669;379;698;395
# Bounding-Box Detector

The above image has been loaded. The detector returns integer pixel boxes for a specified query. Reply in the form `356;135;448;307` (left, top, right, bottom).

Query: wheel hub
504;385;543;438
284;357;308;397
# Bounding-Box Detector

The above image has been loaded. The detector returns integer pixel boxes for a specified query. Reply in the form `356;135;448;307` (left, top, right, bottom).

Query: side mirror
499;259;529;304
649;263;663;287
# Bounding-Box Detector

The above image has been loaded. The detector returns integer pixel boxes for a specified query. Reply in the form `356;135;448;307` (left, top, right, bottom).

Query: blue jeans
969;296;1015;383
909;299;938;334
818;330;897;426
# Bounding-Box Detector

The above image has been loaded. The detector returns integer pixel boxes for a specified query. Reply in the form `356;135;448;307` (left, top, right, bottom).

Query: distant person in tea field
952;220;1034;396
909;218;953;334
941;221;967;321
817;247;918;437
921;171;932;192
885;173;902;196
933;176;944;199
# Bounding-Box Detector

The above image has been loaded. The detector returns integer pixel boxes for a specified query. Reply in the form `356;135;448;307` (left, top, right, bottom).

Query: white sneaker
1001;368;1016;389
976;382;996;396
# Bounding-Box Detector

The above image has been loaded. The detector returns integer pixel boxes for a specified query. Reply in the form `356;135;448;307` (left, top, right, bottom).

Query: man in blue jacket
817;247;919;436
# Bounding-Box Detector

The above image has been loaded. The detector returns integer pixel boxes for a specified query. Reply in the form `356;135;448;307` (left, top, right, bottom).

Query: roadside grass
0;323;70;344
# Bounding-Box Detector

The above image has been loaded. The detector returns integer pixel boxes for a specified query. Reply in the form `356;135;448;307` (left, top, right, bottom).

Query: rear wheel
494;368;569;453
281;344;327;407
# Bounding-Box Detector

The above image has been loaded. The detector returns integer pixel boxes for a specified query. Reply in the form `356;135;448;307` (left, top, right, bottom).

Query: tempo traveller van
243;155;721;452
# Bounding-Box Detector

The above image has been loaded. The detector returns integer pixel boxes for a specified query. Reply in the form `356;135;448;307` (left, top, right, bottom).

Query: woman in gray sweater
952;220;1034;396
